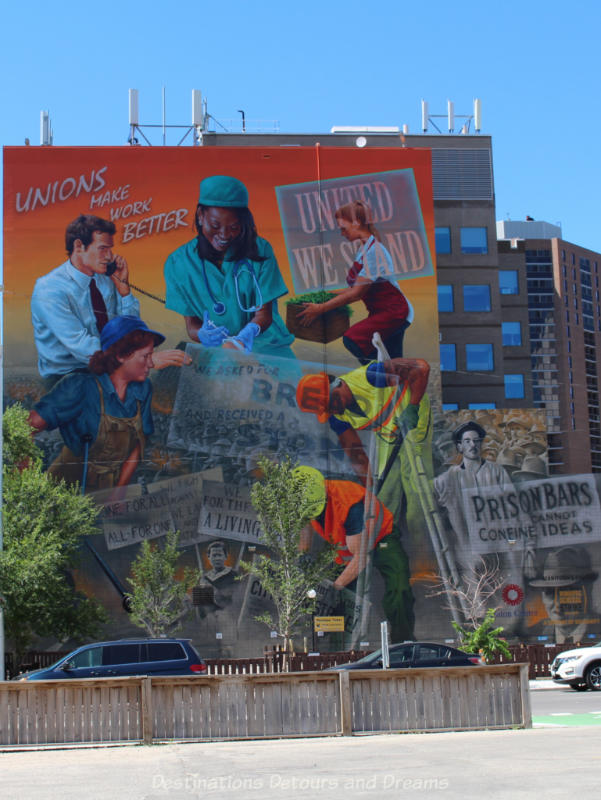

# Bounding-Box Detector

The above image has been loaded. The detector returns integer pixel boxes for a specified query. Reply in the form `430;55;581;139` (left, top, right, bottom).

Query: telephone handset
106;260;118;277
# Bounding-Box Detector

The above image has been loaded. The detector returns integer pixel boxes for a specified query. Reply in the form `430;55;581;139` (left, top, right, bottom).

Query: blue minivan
16;638;207;681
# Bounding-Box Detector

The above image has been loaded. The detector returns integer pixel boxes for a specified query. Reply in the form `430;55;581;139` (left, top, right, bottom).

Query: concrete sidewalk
1;727;599;800
528;678;558;690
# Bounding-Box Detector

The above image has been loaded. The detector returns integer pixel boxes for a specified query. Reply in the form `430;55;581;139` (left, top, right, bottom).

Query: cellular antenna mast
421;98;481;134
126;89;278;145
127;88;208;146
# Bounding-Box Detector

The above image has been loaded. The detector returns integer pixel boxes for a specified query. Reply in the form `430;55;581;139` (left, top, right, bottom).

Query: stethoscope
201;258;263;316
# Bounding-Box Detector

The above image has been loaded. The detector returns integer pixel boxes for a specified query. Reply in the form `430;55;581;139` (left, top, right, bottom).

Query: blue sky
2;0;601;250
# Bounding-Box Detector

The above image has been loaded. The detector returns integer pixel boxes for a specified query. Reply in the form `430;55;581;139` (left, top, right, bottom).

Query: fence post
518;663;532;728
338;670;352;736
141;677;154;745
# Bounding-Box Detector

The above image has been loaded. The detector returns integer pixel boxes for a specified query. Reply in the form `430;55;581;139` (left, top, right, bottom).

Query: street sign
314;616;345;632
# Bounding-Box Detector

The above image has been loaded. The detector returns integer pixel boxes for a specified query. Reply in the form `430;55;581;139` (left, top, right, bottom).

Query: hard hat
293;466;326;519
296;373;331;423
198;175;249;208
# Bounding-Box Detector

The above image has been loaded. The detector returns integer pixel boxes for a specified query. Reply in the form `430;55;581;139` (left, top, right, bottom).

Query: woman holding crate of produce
297;200;412;363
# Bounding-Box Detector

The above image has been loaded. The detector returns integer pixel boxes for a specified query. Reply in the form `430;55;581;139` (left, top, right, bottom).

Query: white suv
550;643;601;691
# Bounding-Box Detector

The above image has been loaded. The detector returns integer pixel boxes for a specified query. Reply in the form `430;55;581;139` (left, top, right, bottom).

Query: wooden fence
206;644;570;679
0;664;530;747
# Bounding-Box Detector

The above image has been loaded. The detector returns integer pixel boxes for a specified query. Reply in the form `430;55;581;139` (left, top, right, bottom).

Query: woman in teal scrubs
164;175;295;358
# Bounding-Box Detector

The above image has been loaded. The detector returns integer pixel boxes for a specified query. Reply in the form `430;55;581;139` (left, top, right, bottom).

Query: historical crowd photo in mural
4;143;601;657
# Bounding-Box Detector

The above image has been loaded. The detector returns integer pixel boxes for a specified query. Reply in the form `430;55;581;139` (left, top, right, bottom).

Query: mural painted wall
4;145;600;655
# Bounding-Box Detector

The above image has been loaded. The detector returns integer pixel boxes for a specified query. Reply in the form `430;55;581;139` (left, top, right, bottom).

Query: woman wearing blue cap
28;316;188;491
164;175;295;358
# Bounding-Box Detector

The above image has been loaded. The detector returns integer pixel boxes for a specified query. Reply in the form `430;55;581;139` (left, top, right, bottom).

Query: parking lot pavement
2;727;601;800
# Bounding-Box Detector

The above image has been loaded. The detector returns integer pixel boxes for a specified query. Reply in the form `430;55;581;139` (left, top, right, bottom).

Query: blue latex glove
198;311;229;347
224;322;260;353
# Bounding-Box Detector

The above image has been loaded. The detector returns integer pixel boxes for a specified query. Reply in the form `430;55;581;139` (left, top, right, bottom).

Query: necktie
89;277;108;333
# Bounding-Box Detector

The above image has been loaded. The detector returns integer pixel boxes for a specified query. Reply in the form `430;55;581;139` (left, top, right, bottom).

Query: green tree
126;530;199;637
244;456;337;665
1;404;106;669
452;608;512;663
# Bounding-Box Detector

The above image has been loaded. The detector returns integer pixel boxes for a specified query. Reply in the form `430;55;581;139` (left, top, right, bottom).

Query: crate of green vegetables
286;291;351;344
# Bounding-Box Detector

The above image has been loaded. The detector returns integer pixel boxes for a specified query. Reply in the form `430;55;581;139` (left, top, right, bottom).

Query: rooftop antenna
40;110;53;145
127;88;205;145
420;98;481;134
447;100;455;133
128;89;139;145
474;98;482;133
192;90;204;145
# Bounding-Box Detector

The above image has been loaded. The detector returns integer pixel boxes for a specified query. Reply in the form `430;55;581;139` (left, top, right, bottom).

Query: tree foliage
244;456;337;662
126;530;199;637
1;404;106;666
452;608;512;663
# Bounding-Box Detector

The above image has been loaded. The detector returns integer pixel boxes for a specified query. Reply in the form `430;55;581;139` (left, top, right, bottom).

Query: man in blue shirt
31;215;141;387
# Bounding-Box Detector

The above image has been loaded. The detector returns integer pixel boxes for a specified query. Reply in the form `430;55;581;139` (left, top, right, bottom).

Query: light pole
307;589;317;652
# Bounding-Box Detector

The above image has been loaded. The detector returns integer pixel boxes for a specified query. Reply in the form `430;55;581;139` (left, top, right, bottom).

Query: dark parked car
330;641;484;671
15;638;207;681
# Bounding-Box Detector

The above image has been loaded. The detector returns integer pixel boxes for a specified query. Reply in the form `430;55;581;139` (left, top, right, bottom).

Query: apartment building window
466;344;493;371
504;374;525;399
435;227;451;254
499;270;519;295
460;227;488;254
463;285;491;312
438;285;454;312
468;403;496;409
442;403;458;411
440;344;457;371
502;321;522;346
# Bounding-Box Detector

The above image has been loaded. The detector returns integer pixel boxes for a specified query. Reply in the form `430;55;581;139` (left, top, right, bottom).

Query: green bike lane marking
533;712;601;727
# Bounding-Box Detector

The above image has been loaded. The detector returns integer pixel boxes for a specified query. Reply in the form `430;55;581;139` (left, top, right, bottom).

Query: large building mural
4;145;601;655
